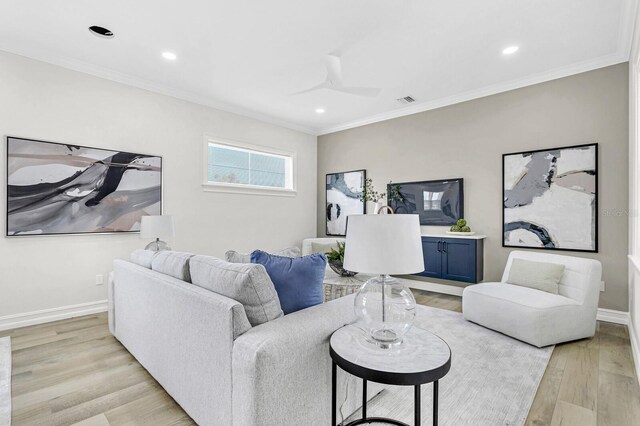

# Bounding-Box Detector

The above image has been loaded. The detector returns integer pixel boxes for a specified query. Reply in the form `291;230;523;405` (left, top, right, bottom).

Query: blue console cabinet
416;236;484;284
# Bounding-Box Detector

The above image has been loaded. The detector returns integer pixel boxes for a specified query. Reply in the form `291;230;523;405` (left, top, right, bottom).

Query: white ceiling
0;0;636;135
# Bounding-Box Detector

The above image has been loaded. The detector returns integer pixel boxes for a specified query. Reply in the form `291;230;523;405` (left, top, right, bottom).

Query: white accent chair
462;250;602;347
301;237;345;256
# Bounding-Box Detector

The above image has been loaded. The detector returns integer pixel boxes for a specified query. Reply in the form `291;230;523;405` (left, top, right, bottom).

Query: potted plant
326;242;357;277
360;178;386;214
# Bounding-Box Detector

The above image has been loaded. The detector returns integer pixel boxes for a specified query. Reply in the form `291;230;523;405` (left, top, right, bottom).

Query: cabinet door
416;237;441;278
441;238;477;283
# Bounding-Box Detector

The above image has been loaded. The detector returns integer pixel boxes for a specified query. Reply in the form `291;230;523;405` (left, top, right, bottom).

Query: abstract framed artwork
6;136;162;236
326;169;365;236
503;143;597;252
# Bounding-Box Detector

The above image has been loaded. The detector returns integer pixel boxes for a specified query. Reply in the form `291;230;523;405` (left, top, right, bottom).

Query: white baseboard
596;308;629;325
399;278;465;296
629;321;640;387
0;300;108;332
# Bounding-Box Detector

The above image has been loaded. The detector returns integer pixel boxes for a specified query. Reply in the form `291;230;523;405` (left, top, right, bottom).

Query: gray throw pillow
130;249;158;269
190;255;284;326
506;258;565;294
225;246;301;263
151;251;195;282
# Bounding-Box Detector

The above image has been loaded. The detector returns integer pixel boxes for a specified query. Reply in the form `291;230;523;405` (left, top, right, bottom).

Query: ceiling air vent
396;96;416;105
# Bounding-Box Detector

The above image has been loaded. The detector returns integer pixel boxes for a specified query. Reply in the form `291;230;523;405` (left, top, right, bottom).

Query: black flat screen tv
387;178;464;226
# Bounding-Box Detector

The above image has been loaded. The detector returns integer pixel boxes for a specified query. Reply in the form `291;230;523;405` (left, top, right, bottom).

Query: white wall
0;51;317;319
628;4;640;385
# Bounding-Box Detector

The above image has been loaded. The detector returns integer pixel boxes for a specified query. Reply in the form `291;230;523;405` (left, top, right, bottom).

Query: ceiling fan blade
325;54;343;85
331;86;382;98
291;81;329;96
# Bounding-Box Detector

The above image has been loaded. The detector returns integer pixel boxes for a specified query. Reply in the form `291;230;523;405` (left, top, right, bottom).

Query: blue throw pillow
250;250;326;314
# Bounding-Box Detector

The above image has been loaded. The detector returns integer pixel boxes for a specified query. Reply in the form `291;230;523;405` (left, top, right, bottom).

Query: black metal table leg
362;379;367;419
414;384;421;426
332;362;337;426
433;380;439;426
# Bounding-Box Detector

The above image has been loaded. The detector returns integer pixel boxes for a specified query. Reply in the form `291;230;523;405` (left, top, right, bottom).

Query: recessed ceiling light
502;46;519;55
88;26;114;39
315;108;325;114
162;51;177;61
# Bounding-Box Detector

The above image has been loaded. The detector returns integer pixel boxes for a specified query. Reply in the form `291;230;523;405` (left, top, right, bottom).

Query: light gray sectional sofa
108;250;367;426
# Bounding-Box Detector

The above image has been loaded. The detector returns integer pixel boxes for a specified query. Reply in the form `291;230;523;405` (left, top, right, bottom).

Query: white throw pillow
311;241;339;254
506;258;565;294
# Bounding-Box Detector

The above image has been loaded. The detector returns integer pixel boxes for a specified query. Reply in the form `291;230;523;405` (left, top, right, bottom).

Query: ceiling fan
293;54;382;98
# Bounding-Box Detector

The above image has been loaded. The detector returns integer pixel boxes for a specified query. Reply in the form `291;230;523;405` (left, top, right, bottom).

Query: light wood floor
3;290;640;425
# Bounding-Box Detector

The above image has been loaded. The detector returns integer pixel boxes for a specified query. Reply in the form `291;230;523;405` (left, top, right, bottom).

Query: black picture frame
6;136;163;237
325;169;366;236
502;143;598;253
387;178;464;226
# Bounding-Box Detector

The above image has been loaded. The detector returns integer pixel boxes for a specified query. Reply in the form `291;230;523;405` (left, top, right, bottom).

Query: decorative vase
328;259;358;277
370;201;382;214
354;274;416;348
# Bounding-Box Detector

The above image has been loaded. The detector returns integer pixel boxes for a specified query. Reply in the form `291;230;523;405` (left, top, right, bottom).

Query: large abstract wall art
326;169;365;236
503;143;597;252
6;137;162;236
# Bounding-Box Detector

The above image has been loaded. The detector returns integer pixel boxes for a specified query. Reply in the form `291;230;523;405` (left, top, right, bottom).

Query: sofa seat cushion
250;250;326;315
151;251;195;282
463;282;583;347
190;255;283;326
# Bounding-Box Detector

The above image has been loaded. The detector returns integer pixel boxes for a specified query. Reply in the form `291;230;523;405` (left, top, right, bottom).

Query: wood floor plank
525;366;564;426
104;389;195;426
556;345;599;411
597;370;640;426
550;400;597;426
70;413;110;426
598;332;636;378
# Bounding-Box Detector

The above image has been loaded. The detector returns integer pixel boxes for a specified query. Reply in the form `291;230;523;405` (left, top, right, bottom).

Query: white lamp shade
140;215;175;239
343;214;424;275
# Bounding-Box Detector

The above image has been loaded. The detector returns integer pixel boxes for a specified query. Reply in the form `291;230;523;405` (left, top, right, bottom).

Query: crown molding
0;45;320;136
318;52;628;136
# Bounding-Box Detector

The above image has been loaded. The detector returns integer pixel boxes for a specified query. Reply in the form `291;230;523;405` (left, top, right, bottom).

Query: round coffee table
330;324;451;426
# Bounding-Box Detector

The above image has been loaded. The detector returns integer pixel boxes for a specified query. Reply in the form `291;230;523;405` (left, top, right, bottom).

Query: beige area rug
341;306;553;426
0;337;10;426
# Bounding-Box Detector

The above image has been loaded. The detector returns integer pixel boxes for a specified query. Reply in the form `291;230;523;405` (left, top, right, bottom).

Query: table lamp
344;214;424;348
140;215;174;251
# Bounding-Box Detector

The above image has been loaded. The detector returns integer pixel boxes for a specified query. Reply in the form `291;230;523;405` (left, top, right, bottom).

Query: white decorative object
446;231;476;236
344;214;424;347
140;215;175;251
463;250;602;347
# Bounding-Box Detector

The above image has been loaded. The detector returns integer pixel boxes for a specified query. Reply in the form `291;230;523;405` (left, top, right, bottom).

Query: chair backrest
301;237;345;256
501;250;602;305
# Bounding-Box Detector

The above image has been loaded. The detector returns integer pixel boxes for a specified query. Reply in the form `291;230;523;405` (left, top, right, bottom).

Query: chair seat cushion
463;282;590;347
465;282;578;310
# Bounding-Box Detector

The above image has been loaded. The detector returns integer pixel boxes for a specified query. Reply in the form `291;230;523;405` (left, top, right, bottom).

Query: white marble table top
330;323;451;376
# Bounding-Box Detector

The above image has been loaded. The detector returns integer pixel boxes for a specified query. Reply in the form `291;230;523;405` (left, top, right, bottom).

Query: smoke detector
396;96;416;105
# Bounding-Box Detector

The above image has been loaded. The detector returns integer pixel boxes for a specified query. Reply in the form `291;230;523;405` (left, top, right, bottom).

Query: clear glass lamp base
145;239;171;252
354;274;417;349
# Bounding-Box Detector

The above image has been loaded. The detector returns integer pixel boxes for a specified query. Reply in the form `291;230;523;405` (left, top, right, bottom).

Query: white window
203;137;296;196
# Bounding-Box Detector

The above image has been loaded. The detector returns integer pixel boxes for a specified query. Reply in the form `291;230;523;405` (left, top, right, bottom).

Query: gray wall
318;63;629;311
0;51;317;319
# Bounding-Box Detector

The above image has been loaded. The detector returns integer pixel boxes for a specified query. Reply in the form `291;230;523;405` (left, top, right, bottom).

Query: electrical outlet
95;274;104;286
600;281;605;292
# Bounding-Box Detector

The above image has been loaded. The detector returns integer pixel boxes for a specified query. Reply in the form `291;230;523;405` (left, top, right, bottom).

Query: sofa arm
232;294;363;426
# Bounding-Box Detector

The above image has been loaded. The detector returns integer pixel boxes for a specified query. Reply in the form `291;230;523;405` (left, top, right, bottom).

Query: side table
323;272;374;302
330;324;451;425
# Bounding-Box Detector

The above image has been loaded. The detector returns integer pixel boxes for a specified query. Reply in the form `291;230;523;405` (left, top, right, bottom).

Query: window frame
202;135;297;196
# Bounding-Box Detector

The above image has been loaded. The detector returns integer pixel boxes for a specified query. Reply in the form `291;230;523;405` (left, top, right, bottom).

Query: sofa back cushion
250;250;326;315
130;249;158;269
225;246;301;263
190;255;284;326
152;251;195;282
